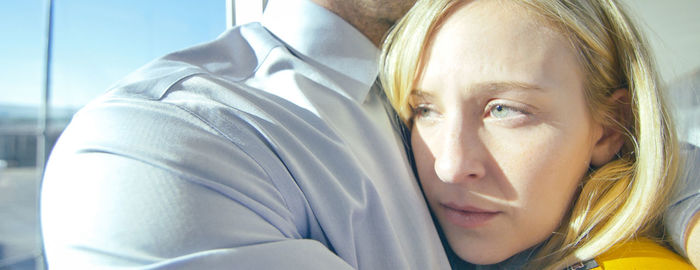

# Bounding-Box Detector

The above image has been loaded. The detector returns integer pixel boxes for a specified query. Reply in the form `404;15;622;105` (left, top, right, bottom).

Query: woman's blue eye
412;105;433;118
490;104;519;118
416;107;430;116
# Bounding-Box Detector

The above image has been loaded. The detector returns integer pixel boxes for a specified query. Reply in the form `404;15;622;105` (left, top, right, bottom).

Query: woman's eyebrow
410;81;543;97
471;81;544;92
408;89;435;99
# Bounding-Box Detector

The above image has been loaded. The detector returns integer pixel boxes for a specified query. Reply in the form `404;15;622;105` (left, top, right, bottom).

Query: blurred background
0;1;266;268
0;0;697;269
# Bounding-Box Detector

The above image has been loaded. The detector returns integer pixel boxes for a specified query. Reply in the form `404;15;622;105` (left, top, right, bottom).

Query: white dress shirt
665;69;700;257
41;0;450;269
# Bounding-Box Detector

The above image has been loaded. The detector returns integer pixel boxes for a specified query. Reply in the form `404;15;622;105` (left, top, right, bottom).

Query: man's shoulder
65;20;358;165
107;22;284;102
67;19;333;152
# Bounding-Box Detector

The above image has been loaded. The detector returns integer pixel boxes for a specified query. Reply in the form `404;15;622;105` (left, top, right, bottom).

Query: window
0;1;225;268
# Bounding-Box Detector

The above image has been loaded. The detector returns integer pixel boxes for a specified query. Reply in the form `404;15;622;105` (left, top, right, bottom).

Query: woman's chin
454;248;511;266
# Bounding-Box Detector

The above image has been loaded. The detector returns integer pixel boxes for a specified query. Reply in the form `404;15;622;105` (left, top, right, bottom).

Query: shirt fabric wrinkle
40;0;450;269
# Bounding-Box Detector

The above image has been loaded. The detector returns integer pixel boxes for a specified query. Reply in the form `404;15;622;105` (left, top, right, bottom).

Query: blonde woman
381;0;694;269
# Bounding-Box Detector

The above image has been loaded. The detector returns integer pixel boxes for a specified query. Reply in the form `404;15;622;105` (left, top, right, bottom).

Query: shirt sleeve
40;97;354;269
664;142;700;257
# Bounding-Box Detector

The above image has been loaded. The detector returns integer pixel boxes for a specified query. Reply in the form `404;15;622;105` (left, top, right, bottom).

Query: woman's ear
591;88;630;167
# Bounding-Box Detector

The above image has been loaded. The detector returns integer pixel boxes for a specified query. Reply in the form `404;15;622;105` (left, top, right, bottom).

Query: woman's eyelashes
484;101;535;127
411;103;439;120
408;92;537;128
485;103;529;119
411;101;532;121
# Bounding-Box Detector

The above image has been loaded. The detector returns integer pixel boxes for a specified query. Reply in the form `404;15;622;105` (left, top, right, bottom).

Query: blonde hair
380;0;680;269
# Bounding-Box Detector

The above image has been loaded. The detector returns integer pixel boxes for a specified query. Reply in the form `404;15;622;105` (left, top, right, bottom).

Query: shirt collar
262;0;380;103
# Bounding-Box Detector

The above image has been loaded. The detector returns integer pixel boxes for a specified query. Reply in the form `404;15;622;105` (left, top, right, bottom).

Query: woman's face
411;1;604;264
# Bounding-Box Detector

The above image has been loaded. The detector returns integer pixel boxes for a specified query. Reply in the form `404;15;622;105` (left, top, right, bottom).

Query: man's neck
310;0;391;47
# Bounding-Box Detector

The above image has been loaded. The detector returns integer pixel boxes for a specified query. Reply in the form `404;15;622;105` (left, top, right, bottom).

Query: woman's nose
433;128;486;184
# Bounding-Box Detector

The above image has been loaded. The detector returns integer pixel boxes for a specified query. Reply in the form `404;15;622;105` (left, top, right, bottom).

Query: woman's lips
441;203;500;228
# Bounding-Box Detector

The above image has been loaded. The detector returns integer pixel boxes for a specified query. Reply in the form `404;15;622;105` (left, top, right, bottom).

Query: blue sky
1;0;226;108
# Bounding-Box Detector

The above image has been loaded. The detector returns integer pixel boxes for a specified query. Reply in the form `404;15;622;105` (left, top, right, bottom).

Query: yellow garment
591;238;695;269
